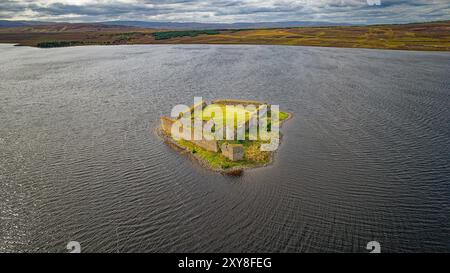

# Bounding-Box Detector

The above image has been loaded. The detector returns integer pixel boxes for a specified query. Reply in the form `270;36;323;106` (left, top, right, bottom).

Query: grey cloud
26;1;179;17
0;0;449;24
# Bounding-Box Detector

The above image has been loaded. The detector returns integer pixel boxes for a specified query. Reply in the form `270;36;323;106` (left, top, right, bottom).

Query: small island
159;99;292;175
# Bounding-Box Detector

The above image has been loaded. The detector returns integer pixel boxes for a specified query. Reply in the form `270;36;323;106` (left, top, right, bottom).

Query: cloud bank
1;0;449;24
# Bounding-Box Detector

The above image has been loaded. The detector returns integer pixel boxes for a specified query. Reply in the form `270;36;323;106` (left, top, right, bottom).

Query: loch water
1;44;449;252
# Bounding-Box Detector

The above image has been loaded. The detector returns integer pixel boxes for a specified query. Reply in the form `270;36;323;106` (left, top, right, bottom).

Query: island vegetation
177;111;289;170
159;100;291;175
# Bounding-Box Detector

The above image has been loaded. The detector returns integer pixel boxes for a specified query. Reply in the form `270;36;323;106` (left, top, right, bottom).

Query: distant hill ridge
0;20;353;29
2;19;449;30
100;20;354;29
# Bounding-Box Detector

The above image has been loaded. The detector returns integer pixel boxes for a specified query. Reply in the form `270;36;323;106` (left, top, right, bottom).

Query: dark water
0;44;449;253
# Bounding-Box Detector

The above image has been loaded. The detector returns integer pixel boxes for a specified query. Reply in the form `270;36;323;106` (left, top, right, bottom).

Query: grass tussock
245;143;270;162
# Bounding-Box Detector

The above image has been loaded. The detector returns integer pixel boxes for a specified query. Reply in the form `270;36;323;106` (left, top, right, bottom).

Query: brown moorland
0;21;449;51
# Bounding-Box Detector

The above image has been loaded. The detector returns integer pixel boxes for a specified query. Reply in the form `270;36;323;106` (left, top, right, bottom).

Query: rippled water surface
0;44;449;252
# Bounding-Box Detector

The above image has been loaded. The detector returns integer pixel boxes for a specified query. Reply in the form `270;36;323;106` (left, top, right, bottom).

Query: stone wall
212;99;267;106
162;100;269;156
193;139;219;153
221;143;244;161
161;117;218;152
160;117;176;135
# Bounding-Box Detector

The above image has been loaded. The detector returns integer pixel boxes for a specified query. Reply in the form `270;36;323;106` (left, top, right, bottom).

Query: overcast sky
1;0;449;24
